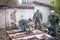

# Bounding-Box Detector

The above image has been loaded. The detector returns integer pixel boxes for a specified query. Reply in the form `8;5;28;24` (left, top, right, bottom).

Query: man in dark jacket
48;10;60;37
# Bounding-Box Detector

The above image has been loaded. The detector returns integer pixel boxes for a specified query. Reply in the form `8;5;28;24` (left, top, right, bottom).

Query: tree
50;0;60;14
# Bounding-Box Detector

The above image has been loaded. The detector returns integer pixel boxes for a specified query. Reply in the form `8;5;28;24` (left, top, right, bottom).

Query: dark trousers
11;22;16;28
52;24;58;37
35;20;42;30
48;24;58;37
19;23;29;32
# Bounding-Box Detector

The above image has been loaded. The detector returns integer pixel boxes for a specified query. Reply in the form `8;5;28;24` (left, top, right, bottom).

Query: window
18;0;22;4
18;0;28;4
22;0;28;4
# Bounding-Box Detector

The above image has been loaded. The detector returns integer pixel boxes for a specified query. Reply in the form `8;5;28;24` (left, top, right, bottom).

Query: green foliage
50;0;60;13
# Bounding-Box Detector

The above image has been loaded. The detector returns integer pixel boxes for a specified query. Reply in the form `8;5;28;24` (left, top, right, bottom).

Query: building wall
0;9;5;28
6;9;34;27
34;4;50;23
6;3;51;27
6;6;50;27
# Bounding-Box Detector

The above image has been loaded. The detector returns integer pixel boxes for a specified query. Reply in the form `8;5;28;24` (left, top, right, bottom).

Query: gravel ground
0;28;9;40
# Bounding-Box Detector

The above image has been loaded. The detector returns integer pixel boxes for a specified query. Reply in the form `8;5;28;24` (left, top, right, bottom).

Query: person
33;10;42;30
48;10;60;37
11;8;17;28
18;19;29;32
27;18;35;28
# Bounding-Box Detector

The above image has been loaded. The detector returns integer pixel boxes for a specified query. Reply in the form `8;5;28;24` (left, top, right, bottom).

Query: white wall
0;9;5;28
6;5;50;27
34;4;50;23
6;9;34;27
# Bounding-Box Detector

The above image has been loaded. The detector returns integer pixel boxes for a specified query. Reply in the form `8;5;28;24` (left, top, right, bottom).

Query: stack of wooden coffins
7;29;51;40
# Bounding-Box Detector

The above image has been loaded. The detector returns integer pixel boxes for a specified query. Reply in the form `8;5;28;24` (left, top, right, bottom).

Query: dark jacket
48;14;60;25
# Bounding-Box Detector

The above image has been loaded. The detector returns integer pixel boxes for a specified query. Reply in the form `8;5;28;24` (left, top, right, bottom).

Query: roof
7;3;34;9
17;3;34;7
0;3;34;9
0;1;51;9
33;1;51;7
